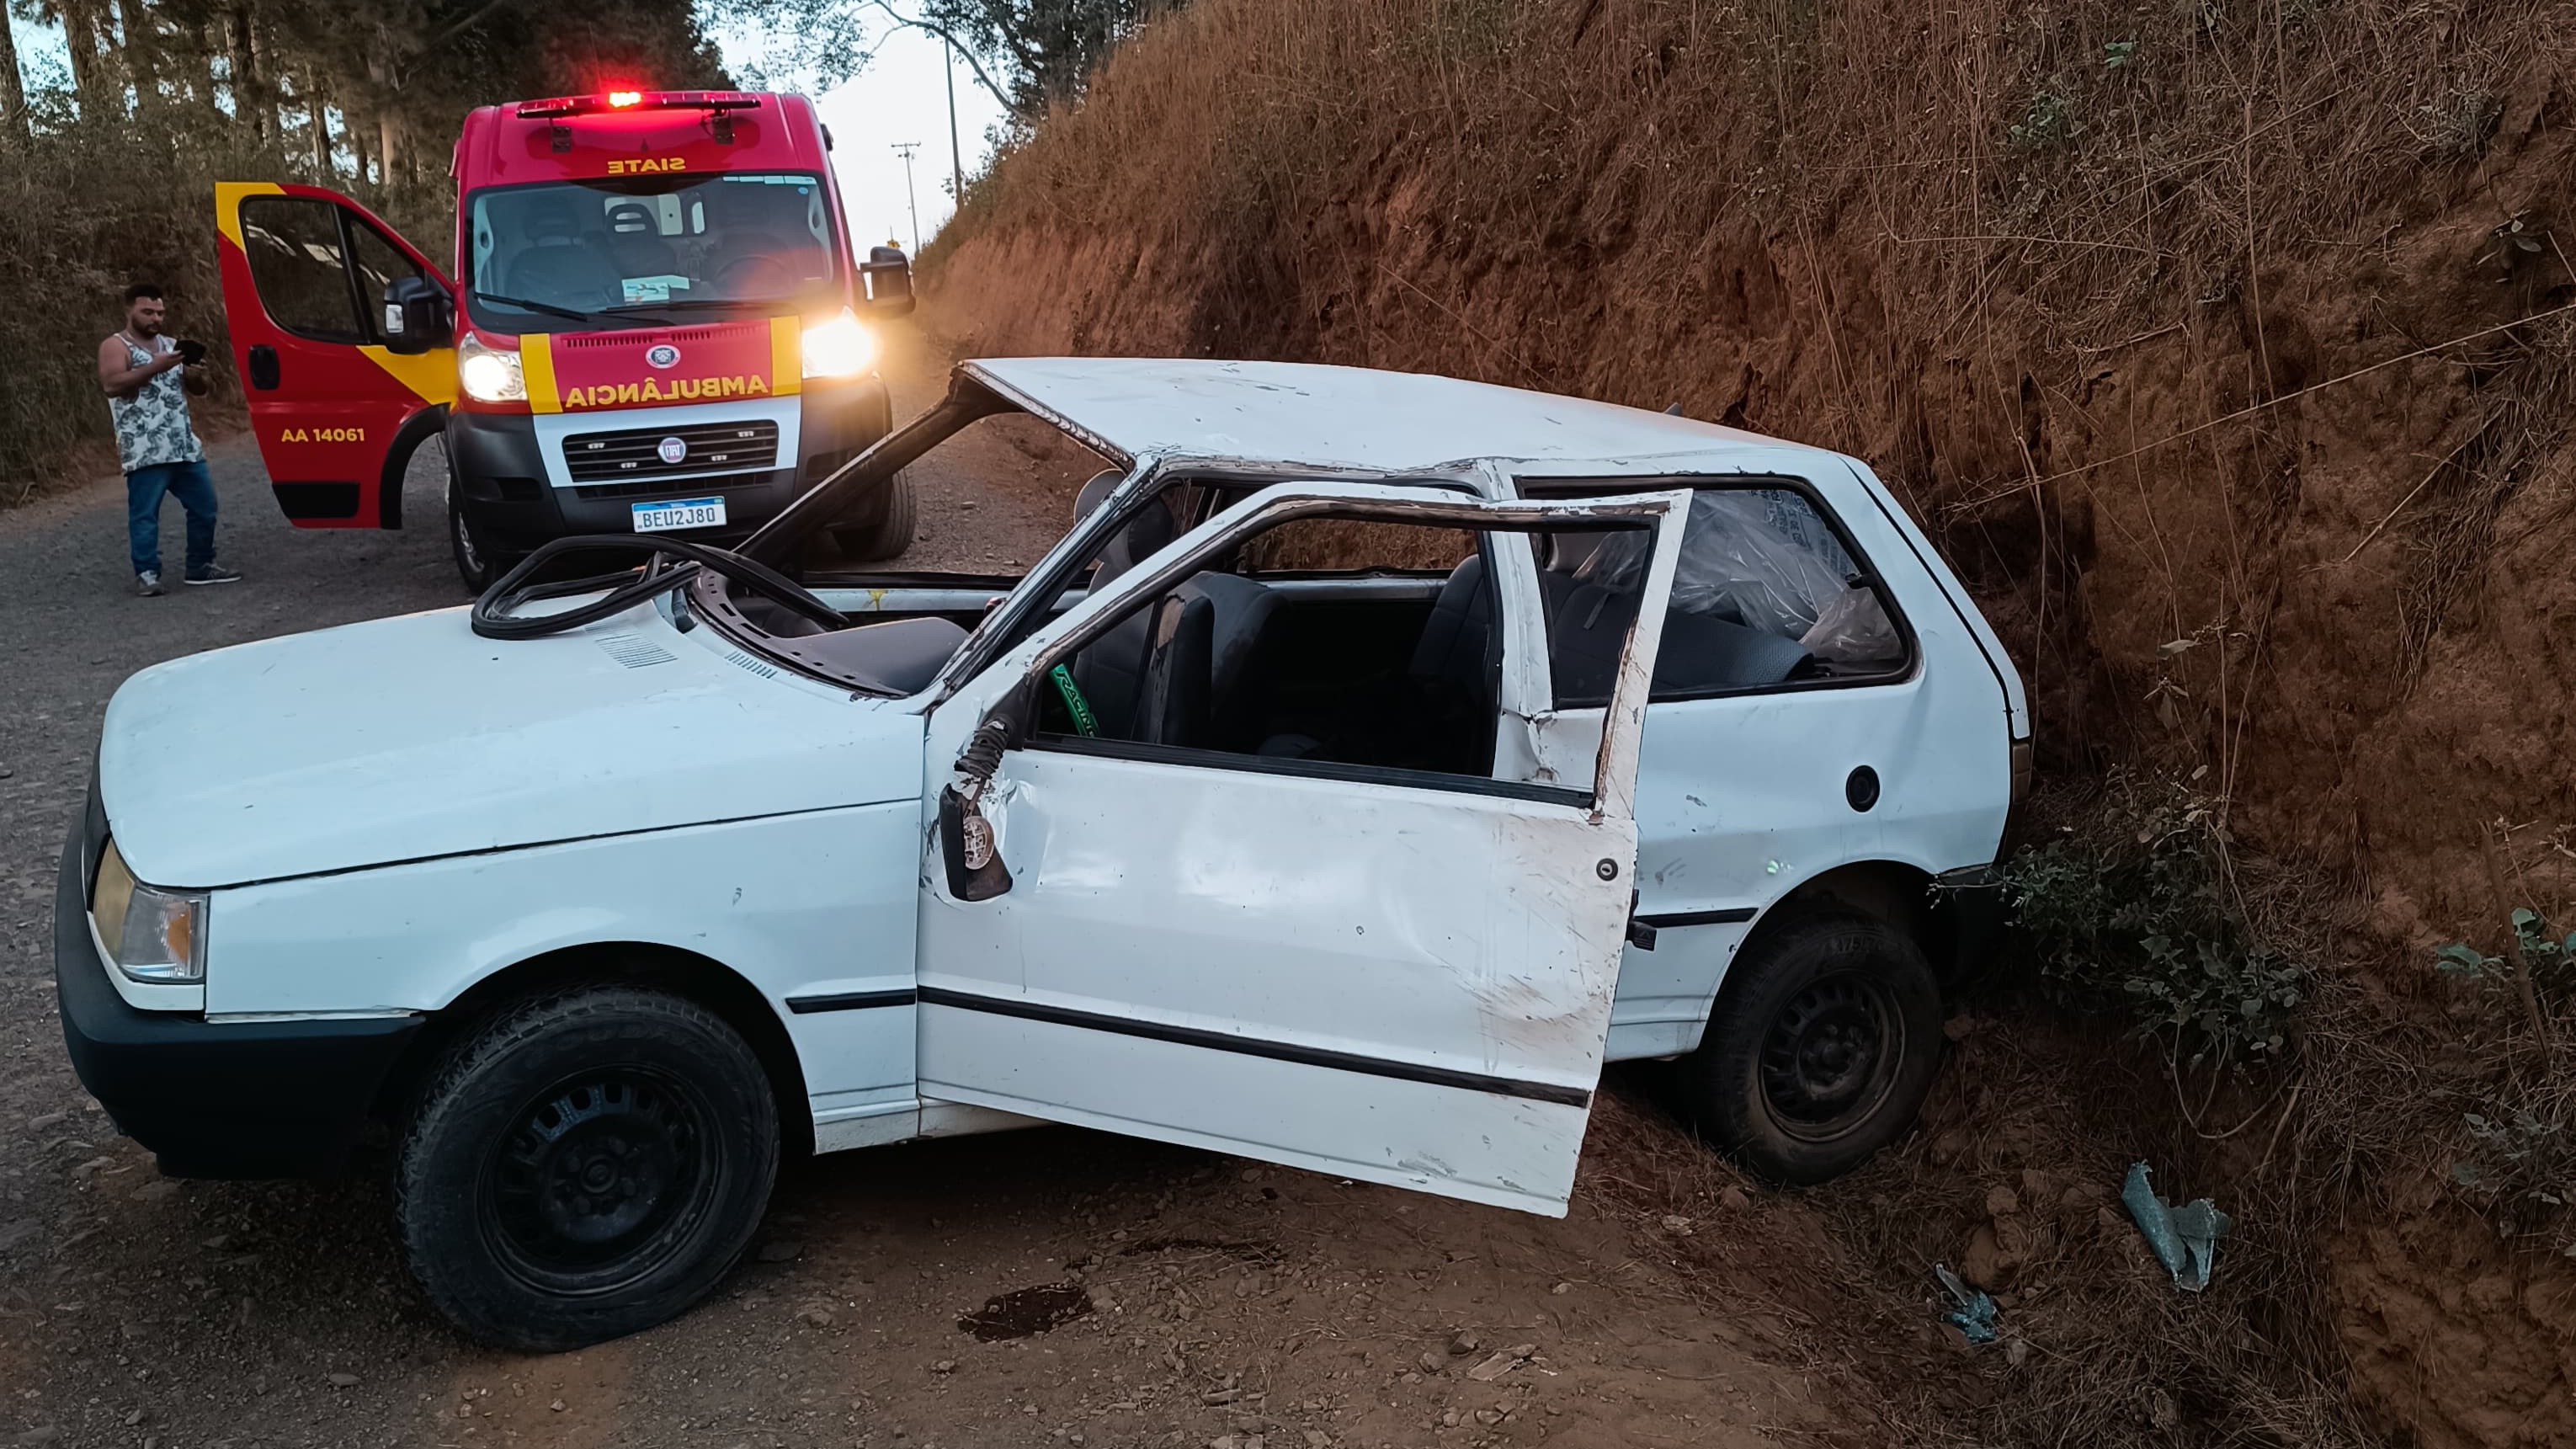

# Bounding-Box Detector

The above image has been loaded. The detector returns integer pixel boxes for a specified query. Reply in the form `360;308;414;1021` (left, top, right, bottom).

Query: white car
57;360;2027;1350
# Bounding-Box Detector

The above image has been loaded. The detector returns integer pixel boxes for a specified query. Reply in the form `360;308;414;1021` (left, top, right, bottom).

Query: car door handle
247;344;279;391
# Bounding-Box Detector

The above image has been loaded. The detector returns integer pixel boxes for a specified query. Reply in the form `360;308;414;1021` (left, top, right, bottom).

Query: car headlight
90;839;207;984
458;333;526;402
801;309;876;380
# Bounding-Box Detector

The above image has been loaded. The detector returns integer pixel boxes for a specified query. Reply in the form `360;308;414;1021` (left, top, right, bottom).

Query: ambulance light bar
515;92;763;120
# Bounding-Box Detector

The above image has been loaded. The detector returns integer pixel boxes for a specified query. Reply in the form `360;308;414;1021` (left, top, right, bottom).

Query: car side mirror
860;253;915;317
938;708;1026;903
381;276;453;355
938;784;1014;902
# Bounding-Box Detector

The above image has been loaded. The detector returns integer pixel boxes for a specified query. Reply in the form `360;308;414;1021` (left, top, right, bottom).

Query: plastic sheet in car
1572;490;1899;665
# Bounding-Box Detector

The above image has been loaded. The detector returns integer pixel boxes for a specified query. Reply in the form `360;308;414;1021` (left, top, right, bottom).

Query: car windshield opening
466;173;840;333
702;400;1121;695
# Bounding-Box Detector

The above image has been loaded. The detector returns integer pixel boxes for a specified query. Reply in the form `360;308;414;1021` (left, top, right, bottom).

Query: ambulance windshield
466;172;840;332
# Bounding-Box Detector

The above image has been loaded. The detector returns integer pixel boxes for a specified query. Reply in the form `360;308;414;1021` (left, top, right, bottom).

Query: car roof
960;358;1840;474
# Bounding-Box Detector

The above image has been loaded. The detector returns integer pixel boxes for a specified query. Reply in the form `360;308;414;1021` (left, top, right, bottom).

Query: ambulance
214;90;916;590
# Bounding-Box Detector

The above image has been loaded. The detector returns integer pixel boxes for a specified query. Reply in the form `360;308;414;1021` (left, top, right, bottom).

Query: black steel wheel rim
478;1063;724;1297
452;494;485;578
1757;971;1903;1142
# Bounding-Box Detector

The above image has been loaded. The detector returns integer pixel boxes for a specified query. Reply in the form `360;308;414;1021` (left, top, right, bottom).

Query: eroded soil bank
920;2;2576;1441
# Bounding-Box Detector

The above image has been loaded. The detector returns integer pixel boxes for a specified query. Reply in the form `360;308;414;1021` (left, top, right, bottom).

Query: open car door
915;482;1690;1214
213;182;454;530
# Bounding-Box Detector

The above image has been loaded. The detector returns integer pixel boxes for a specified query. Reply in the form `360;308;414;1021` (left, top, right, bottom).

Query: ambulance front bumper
444;376;890;551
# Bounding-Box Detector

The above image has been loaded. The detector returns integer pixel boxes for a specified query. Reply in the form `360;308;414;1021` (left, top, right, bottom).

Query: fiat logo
657;436;688;465
645;344;681;369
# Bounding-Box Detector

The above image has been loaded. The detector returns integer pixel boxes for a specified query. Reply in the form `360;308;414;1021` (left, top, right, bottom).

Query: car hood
99;605;924;889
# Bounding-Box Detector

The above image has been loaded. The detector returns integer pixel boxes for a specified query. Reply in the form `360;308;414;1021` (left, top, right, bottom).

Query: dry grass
0;119;440;503
931;0;2576;928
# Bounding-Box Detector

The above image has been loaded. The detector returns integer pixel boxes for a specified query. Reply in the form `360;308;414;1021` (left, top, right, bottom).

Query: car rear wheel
829;469;918;562
1672;909;1942;1185
395;986;779;1352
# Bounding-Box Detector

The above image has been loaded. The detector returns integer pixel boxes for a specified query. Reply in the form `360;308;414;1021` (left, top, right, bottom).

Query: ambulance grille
562;420;779;482
555;324;750;349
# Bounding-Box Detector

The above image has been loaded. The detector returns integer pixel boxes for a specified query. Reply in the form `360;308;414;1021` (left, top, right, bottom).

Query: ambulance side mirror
860;253;915;317
381;277;454;355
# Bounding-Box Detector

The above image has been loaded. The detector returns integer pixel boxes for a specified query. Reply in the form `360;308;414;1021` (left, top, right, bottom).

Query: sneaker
136;570;163;597
184;564;243;586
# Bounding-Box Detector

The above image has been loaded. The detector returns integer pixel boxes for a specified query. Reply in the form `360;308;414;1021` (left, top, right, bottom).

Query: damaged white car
57;360;2028;1350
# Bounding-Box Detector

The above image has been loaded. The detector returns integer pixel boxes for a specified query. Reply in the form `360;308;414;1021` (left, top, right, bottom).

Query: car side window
1029;510;1637;800
239;196;365;344
1531;482;1909;706
345;219;426;347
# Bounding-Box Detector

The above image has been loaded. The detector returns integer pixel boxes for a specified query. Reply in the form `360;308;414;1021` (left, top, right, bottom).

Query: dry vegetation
923;1;2576;1442
0;0;719;500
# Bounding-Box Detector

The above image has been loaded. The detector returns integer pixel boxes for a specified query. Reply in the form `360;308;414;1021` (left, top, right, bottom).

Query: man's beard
130;316;162;337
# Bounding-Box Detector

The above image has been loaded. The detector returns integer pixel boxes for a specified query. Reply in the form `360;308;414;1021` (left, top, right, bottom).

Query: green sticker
1049;664;1098;738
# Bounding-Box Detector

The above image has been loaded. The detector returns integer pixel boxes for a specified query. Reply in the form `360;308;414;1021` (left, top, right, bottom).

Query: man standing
98;284;240;596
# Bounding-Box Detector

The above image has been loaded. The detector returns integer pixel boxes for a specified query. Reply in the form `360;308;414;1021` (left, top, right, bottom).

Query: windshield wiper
605;296;794;313
471;290;663;327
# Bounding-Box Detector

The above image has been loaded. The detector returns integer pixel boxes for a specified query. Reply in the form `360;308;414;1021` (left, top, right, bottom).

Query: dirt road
0;325;1873;1449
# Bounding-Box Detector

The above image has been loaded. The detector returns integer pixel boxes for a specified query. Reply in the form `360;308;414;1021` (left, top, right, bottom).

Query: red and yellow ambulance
215;89;915;589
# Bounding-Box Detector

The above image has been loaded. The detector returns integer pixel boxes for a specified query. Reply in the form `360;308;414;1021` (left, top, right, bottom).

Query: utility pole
891;141;922;255
945;39;965;217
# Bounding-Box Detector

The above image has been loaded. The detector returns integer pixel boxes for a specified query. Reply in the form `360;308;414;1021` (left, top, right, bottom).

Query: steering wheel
471;535;850;641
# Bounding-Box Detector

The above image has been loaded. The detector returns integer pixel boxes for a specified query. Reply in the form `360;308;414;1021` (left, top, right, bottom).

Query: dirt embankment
919;2;2576;1442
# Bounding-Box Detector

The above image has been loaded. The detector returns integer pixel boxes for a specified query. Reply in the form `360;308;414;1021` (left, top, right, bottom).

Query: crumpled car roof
960;357;1829;472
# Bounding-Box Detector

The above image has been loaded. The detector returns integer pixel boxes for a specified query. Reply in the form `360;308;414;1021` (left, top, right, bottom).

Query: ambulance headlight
801;310;876;380
458;333;526;402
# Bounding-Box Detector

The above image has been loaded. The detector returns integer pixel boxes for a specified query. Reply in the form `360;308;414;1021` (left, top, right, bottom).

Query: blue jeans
126;460;217;576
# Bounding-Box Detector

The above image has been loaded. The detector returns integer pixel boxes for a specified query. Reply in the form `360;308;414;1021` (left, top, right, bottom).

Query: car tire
829;469;918;562
394;986;780;1353
1672;909;1943;1185
446;467;515;595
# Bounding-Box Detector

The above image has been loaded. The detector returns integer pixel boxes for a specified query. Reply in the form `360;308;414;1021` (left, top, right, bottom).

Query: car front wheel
395;986;779;1352
828;469;918;562
1673;909;1943;1185
446;468;517;595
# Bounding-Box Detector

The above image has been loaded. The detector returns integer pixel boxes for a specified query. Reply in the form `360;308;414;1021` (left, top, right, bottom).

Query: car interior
708;408;1913;780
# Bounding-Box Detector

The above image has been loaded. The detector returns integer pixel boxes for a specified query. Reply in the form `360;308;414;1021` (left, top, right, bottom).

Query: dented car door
911;483;1690;1215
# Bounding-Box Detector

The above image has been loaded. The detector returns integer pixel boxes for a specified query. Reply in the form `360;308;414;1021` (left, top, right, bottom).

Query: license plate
632;497;726;533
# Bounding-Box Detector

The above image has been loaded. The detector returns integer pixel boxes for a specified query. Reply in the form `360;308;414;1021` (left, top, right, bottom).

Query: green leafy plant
2444;1094;2575;1252
2435;909;2576;994
2103;39;2140;69
2432;907;2576;1250
2002;775;2308;1064
2009;89;2078;152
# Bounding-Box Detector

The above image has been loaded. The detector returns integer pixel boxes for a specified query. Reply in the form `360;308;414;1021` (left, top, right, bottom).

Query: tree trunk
189;19;222;117
306;72;331;176
0;8;29;149
63;0;124;122
228;2;268;141
115;0;166;122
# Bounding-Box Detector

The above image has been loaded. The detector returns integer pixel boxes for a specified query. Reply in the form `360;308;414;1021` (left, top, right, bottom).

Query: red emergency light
514;91;764;120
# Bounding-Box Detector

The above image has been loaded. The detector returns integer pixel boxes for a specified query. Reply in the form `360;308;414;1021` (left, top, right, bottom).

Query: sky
4;6;1009;252
767;19;1009;253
